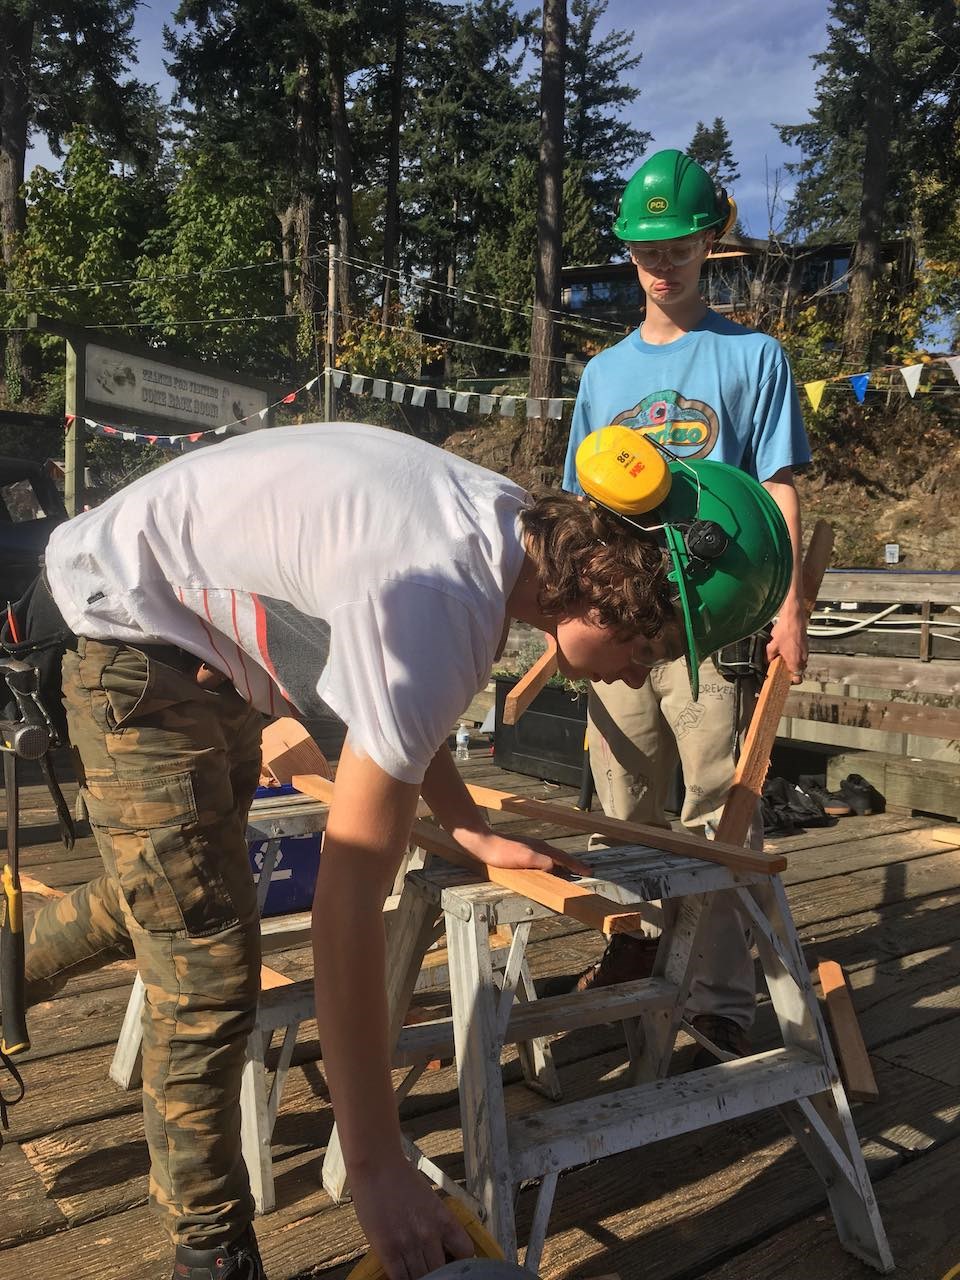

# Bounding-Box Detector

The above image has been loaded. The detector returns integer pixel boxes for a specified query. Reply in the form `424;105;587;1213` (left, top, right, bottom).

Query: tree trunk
294;56;319;328
327;36;353;331
0;14;34;399
278;205;299;364
380;0;406;329
522;0;566;484
444;191;458;383
843;77;893;367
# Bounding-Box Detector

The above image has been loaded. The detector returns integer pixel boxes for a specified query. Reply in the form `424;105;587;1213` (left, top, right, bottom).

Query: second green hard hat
613;148;728;243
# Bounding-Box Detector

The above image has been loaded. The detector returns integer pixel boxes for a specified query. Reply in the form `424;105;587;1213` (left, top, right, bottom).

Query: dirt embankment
442;409;960;571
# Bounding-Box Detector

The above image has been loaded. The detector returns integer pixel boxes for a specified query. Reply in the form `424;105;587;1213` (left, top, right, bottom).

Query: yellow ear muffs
575;425;672;515
716;191;738;238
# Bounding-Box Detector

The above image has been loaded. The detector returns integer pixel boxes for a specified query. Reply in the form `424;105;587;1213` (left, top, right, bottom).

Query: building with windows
560;235;914;338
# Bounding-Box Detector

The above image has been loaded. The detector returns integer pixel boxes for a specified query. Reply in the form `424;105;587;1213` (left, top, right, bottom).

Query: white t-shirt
46;422;529;783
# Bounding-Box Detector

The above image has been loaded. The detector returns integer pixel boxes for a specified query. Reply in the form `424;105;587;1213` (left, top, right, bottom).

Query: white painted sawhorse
323;848;893;1274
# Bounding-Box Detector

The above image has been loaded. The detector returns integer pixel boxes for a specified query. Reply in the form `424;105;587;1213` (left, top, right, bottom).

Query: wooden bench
782;569;960;816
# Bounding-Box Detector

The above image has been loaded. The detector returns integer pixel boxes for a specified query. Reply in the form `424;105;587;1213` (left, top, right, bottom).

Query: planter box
493;676;587;787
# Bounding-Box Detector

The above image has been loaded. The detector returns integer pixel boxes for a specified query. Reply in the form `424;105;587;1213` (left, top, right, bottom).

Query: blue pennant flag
849;373;870;403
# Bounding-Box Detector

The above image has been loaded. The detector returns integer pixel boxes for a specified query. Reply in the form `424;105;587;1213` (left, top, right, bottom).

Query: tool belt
712;625;772;684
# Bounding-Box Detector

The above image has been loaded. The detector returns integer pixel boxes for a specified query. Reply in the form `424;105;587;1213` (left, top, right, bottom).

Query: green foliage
687;118;740;188
338;305;443;381
1;128;164;394
467;157;601;357
778;1;959;243
565;0;649;252
133;155;286;371
9;0;158;164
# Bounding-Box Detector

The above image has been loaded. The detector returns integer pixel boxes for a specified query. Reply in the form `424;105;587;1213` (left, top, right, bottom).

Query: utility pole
324;243;337;422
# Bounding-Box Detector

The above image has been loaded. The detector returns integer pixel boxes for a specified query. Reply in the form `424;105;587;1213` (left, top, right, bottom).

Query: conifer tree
565;0;649;253
777;0;959;362
687;118;740;188
0;0;152;398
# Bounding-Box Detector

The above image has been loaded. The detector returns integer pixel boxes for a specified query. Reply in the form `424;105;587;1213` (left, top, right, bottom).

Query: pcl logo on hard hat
647;196;669;214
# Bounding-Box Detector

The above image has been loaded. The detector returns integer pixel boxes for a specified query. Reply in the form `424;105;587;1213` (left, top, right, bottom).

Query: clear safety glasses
630;234;707;270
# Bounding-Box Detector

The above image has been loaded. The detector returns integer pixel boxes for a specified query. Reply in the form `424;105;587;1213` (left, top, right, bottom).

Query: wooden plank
784;690;960;739
802;651;960;696
703;1126;960;1280
260;717;333;785
825;754;960;821
787;847;960;933
716;520;835;845
502;636;558;725
817;960;879;1102
818;570;960;605
0;1139;68;1247
767;812;923;856
291;771;649;936
781;825;960;889
873;1015;960;1088
465;783;786;876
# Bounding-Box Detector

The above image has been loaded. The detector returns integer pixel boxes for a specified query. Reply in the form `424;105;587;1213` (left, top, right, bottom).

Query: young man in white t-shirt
24;422;682;1280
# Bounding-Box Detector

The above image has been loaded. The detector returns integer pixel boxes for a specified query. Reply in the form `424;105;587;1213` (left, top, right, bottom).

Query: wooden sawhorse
323;847;893;1274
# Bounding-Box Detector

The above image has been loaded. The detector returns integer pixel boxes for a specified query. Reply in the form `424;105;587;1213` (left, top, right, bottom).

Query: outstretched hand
470;830;556;871
349;1157;473;1280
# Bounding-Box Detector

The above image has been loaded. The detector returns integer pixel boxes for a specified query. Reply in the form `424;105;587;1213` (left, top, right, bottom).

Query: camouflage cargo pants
25;638;266;1247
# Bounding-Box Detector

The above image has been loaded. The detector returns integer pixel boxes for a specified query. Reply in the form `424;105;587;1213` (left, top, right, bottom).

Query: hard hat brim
658;462;793;702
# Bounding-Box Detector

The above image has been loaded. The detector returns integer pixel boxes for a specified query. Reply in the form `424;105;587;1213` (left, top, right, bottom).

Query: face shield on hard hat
613;148;737;244
575;427;792;699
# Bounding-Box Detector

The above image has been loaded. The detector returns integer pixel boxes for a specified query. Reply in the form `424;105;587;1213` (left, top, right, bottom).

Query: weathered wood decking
3;753;960;1280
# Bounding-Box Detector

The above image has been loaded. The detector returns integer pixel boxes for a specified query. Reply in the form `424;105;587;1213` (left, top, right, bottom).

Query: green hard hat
614;149;727;243
653;459;792;699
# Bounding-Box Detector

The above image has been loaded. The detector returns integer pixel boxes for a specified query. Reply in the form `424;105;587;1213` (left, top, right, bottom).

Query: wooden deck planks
2;755;959;1280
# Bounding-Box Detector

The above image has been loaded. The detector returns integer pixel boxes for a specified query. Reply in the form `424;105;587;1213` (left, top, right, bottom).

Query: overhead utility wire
341;250;626;334
4;254;315;300
329;306;575;370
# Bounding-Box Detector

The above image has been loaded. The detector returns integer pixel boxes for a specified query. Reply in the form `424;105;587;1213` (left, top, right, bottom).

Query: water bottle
455;722;470;762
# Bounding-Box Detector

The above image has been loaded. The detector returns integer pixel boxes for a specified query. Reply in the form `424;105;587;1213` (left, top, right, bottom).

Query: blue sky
28;0;832;239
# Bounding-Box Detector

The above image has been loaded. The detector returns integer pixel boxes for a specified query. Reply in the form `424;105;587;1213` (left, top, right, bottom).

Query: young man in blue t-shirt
561;150;811;1058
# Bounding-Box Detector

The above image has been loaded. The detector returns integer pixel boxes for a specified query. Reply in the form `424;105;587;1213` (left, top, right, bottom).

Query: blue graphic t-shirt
562;310;810;495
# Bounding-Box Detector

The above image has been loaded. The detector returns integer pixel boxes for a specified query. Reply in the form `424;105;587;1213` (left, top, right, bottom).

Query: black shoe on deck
838;773;885;816
173;1227;266;1280
797;775;852;817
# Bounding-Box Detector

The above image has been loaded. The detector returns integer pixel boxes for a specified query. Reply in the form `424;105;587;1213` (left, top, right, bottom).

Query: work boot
797;775;852;817
173;1226;266;1280
838;773;885;816
689;1014;751;1071
538;933;660;998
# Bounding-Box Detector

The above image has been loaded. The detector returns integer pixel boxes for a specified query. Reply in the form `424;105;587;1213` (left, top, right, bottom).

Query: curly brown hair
518;492;674;638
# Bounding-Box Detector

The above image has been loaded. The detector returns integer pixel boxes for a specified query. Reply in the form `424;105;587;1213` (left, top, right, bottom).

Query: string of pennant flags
67;366;576;449
803;354;960;412
67;350;960;449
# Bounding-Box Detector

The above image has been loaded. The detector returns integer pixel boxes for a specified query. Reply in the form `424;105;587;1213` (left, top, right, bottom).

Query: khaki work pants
25;639;265;1248
587;655;760;1029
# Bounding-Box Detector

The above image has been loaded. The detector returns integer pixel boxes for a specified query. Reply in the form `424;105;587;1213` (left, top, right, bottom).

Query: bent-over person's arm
311;739;472;1279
